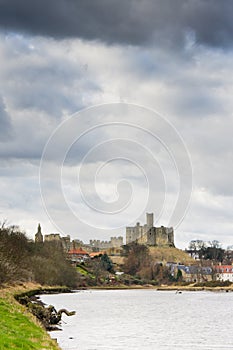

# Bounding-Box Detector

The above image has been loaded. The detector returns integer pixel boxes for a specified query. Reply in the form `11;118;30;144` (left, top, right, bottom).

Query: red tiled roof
68;248;89;255
215;265;233;273
89;251;106;258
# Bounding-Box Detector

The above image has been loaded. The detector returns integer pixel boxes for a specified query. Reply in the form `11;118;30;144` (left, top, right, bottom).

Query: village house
67;247;90;264
168;263;213;283
214;265;233;282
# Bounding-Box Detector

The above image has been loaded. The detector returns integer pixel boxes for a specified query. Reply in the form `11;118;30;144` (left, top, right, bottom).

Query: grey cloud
0;1;233;48
0;37;99;116
0;23;233;246
0;36;104;162
0;96;11;140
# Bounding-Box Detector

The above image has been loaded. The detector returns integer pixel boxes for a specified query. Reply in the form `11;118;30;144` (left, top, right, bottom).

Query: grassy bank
0;283;61;350
1;281;232;350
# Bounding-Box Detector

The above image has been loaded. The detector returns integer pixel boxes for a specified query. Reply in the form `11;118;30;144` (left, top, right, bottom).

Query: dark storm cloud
0;0;233;48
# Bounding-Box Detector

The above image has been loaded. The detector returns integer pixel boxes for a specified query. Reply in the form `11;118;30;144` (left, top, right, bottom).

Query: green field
0;290;59;350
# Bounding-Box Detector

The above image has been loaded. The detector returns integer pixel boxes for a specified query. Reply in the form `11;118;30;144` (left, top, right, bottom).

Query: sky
0;0;233;248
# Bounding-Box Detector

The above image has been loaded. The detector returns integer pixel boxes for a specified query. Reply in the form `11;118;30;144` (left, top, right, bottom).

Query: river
40;289;233;350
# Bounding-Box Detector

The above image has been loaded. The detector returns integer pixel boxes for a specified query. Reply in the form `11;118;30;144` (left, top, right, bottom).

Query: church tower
35;223;43;243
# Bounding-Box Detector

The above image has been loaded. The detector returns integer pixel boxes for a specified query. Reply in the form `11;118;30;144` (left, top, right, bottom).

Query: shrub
194;280;232;287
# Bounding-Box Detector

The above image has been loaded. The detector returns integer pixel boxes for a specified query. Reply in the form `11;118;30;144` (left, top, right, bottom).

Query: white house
215;265;233;282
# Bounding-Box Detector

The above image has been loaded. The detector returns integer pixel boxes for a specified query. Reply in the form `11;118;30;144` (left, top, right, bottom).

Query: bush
0;225;32;284
132;278;144;285
194;280;232;287
100;254;114;272
30;242;78;287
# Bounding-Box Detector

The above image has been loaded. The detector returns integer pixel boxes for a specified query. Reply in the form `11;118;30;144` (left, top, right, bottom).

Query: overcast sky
0;0;233;248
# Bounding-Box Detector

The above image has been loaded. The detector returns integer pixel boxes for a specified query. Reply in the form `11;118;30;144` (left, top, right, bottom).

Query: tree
100;254;114;272
223;249;233;265
188;239;225;263
0;223;78;287
188;240;207;259
208;240;221;249
203;246;224;263
0;224;32;283
124;243;151;276
189;240;206;251
176;269;183;282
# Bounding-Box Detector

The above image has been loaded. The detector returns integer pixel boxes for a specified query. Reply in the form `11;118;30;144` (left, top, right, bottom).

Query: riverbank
1;281;232;350
88;283;233;292
156;284;233;291
0;282;71;350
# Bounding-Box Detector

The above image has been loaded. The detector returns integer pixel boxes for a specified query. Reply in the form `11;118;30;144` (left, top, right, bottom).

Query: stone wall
126;223;147;244
44;233;61;241
89;236;123;250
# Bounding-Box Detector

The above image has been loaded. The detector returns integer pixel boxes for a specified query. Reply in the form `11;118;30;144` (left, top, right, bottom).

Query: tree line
0;223;78;287
187;239;233;263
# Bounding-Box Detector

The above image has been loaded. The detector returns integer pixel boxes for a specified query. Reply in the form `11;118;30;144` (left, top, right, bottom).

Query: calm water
41;290;233;350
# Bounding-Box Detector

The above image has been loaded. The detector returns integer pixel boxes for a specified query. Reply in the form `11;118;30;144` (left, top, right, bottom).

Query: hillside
111;246;194;267
149;246;194;264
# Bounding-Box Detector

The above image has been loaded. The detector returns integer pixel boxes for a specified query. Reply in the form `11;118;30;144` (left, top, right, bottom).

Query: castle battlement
89;236;123;249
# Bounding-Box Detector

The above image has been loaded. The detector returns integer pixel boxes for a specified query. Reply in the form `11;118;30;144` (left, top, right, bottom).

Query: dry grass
110;247;194;269
149;246;194;264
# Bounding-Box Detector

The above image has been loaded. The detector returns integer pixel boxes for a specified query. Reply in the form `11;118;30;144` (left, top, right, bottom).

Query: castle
35;213;174;252
126;213;174;247
34;224;123;252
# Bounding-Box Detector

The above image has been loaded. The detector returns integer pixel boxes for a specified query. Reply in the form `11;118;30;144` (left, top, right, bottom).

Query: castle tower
146;213;154;230
35;223;43;243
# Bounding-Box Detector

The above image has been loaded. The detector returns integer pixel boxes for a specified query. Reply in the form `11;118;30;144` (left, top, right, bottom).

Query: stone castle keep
126;213;174;247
